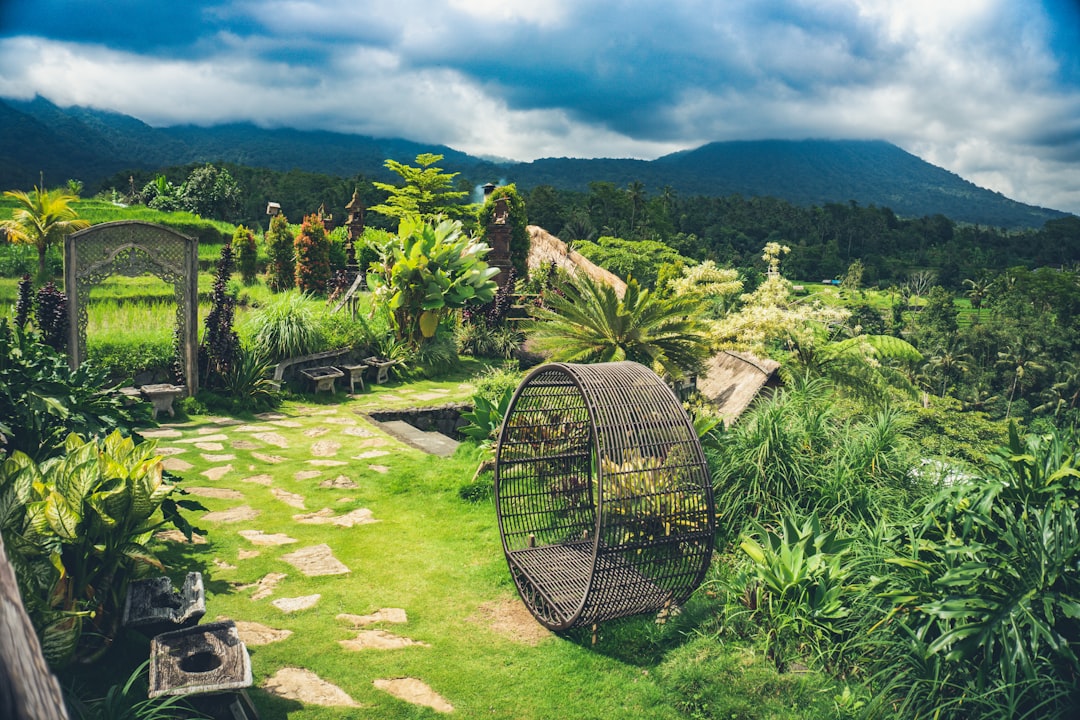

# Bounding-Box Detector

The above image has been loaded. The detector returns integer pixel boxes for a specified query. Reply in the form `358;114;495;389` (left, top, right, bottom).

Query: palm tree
2;186;90;277
785;327;923;403
963;277;990;323
525;274;711;379
995;341;1048;419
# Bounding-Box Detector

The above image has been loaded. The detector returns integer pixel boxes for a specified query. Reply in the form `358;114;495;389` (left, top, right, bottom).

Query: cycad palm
526;274;710;378
2;186;90;277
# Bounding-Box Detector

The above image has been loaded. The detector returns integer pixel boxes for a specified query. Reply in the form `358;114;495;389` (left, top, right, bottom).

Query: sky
1;0;1079;214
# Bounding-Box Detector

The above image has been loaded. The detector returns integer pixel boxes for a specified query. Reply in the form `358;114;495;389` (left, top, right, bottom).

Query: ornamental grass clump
241;289;323;362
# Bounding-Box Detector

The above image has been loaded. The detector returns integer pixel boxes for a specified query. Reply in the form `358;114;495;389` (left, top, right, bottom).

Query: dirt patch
467;598;551;646
320;475;358;489
251;452;285;464
272;488;306;509
271;594;321;613
186;487;244;500
373;677;453;713
238;529;297;546
201;505;258;523
238;572;287;600
339;629;430;651
162;458;193;472
230;619;293;645
293;508;377;527
200;464;233;481
241;473;273;486
337;608;408;626
281;544;349;576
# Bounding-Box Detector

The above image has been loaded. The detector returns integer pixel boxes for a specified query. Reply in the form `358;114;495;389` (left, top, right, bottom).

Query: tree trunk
0;533;70;719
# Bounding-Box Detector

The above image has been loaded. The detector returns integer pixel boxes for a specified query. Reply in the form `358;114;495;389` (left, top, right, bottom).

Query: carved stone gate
65;221;199;396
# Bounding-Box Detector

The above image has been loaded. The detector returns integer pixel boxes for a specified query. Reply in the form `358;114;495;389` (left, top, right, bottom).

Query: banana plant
0;431;204;667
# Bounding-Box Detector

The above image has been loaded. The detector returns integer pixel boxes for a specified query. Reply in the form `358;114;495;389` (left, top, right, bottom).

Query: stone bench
300;366;344;393
139;383;186;419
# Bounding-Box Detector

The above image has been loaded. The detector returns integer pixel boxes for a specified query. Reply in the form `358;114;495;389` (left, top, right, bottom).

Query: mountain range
0;96;1069;229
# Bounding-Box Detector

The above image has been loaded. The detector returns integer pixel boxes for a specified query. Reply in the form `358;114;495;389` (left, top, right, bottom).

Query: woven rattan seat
495;362;715;631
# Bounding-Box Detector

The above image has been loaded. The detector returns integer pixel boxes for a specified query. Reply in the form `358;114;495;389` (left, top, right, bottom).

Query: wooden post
0;534;70;720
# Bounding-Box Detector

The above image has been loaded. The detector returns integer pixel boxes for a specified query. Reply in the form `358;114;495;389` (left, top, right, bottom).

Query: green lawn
58;380;839;720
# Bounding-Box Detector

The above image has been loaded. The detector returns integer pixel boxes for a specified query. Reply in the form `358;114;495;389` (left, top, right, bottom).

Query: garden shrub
264;213;295;292
294;214;331;294
35;280;69;351
233;224;258;285
86;337;174;385
199;243;241;389
241;290;323;361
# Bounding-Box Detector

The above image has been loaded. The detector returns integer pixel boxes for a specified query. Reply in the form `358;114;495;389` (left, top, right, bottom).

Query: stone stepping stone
210;416;242;425
202;505;259;523
238;529;296;546
272;488;306;509
140;428;183;438
232;620;292;646
201;464;233;481
311;408;339;415
281;544;349;576
186;486;244;500
231;439;261;450
269;419;303;428
201;453;236;462
294;470;322;481
154;529;207;544
233;424;263;433
272;594;321;613
162;458;194;472
176;433;229;443
337;608;408;626
310;440;341;457
369;465;391;474
340;630;430;651
410;391;450;402
320;475;358;489
263;668;362;708
293;508;377;527
156;446;186;456
251;452;285;464
356;438;389;448
256;412;287;420
198;425;230;434
353;450;390;460
254;432;289;448
303;427;330;438
195;441;225;451
213;558;237;570
341;425;372;436
326;416;358;426
307;459;347;467
241;473;274;486
373;678;453;714
239;572;287;600
238;549;260;559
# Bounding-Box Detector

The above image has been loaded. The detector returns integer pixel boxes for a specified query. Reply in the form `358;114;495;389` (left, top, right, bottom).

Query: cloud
0;0;1078;213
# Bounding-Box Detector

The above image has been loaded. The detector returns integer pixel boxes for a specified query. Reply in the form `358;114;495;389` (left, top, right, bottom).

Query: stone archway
65;221;200;396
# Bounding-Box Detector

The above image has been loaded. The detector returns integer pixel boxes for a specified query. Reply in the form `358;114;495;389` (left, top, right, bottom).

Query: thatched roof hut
526;226;628;297
698;350;782;426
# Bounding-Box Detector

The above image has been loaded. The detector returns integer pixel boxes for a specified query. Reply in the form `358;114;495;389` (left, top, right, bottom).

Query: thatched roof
698;350;781;425
527;225;628;297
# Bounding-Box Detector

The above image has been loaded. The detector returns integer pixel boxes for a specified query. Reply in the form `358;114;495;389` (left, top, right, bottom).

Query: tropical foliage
526;274;711;379
1;185;90;277
369;153;470;221
0;431;202;667
366;216;499;345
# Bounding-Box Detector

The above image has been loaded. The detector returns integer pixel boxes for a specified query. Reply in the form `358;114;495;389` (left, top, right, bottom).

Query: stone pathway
150;401;482;715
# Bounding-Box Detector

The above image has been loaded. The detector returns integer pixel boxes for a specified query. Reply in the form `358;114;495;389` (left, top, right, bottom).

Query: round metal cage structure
494;361;715;631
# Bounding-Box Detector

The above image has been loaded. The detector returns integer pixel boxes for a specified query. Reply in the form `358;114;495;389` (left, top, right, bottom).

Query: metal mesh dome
494;362;715;631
